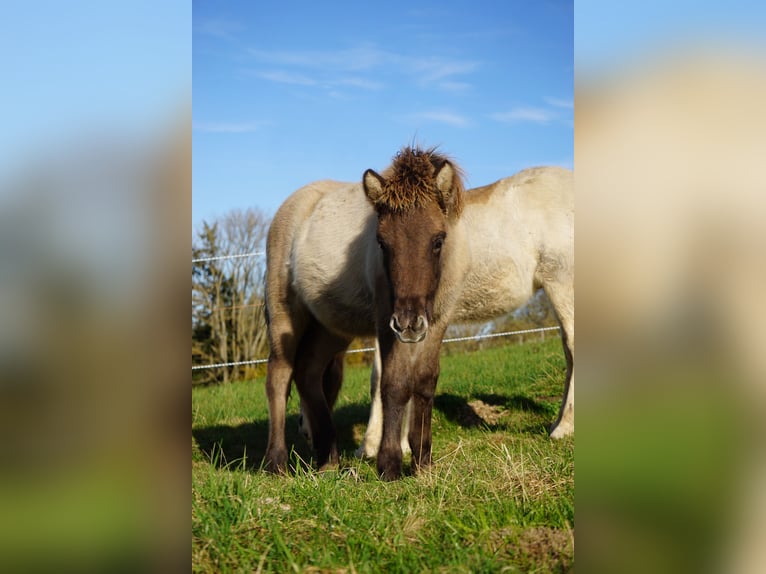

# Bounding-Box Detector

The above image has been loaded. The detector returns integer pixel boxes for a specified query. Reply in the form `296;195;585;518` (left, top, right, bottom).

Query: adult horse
264;146;573;479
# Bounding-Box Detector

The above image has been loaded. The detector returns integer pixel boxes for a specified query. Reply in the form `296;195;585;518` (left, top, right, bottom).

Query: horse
264;146;573;479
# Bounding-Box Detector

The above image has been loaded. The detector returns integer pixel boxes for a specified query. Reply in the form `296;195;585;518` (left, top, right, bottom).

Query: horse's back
452;167;573;322
493;166;572;214
493;166;573;253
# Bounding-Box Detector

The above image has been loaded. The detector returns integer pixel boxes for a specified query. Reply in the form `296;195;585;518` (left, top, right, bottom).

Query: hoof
378;467;402;481
411;453;432;475
318;461;339;472
316;446;339;470
355;442;378;459
549;420;574;439
264;449;288;475
377;450;403;481
354;445;370;459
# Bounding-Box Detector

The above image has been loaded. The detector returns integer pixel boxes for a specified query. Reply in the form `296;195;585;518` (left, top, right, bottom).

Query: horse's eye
432;234;445;253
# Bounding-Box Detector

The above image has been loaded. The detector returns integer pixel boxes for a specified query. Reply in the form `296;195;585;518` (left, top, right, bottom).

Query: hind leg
357;340;383;458
299;352;344;446
323;353;344;409
294;321;351;470
543;280;574;438
265;308;309;473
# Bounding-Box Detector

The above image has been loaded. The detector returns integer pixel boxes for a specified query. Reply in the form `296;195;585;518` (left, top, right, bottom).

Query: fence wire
191;326;560;371
192;251;559;372
192;251;265;264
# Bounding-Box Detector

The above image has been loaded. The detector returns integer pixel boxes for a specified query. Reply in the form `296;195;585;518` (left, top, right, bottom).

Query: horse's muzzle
389;313;428;343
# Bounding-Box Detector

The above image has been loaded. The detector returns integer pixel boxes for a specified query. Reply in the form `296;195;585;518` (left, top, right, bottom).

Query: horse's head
363;147;464;343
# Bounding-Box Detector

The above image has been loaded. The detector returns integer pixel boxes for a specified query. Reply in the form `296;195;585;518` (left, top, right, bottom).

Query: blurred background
576;2;766;573
0;1;189;571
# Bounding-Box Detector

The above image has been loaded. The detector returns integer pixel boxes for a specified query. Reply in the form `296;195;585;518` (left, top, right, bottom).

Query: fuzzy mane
376;146;465;218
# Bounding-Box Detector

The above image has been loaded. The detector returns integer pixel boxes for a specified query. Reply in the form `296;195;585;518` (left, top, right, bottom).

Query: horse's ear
363;169;385;205
435;161;458;212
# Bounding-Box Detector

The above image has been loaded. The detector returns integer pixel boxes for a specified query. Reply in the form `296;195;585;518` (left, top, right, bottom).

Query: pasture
192;337;574;572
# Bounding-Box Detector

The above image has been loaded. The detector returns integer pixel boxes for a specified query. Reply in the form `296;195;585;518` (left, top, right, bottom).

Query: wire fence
192;250;265;264
191;326;560;371
192;251;561;372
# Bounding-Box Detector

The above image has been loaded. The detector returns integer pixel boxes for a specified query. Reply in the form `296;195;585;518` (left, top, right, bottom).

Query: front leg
408;382;435;472
377;328;445;479
377;369;411;480
357;338;412;459
408;334;443;473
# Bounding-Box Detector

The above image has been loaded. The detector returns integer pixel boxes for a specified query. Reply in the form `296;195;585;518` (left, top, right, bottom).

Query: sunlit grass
192;338;574;573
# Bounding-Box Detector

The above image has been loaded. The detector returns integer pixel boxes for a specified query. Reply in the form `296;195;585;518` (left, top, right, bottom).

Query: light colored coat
264;165;573;472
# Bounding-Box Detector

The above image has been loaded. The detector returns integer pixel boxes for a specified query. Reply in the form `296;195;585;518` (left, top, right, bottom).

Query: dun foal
264;147;573;479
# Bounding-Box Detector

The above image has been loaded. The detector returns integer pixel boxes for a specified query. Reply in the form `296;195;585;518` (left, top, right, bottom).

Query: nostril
389;315;401;333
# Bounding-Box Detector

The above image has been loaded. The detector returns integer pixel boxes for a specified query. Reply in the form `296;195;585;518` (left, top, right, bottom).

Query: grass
192;337;574;573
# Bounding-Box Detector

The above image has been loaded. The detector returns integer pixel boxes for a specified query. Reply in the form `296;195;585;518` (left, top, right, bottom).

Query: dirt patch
517;526;573;571
459;399;507;426
486;526;574;573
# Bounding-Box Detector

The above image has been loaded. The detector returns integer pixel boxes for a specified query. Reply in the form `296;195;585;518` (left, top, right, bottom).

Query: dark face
376;203;447;343
363;154;460;344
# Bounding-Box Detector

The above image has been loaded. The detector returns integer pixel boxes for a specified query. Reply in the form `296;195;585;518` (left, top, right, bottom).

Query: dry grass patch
466;399;508;425
486;525;574;573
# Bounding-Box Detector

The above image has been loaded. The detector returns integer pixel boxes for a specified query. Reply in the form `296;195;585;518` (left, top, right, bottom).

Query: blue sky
193;0;573;226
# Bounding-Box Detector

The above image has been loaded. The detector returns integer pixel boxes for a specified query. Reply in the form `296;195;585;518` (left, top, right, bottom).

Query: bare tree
192;208;270;384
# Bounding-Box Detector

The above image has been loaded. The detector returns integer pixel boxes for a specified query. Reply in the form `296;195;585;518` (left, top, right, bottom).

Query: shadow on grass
194;393;560;473
192;402;372;473
434;392;555;433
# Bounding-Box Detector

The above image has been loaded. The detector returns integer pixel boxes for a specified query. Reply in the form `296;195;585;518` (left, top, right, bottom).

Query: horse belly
452;266;536;324
291;210;378;337
306;285;377;337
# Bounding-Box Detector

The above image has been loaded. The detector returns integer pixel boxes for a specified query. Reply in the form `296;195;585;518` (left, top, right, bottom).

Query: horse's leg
376;333;414;480
322;352;344;410
356;340;383;458
408;390;434;472
408;330;446;473
293;321;351;470
356;341;413;459
376;329;441;480
264;308;309;473
401;398;412;455
544;280;575;438
298;352;343;447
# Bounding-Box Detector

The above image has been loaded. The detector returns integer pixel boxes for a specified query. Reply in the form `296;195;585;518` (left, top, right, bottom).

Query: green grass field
192;337;574;573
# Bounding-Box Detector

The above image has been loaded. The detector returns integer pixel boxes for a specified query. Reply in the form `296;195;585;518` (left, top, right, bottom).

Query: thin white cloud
194;18;243;40
256;70;317;86
253;70;383;91
415;60;478;83
193;121;262;134
248;44;478;90
249;45;384;71
491;107;557;124
334;77;384;90
439;81;473;92
405;111;471;128
544;97;574;109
